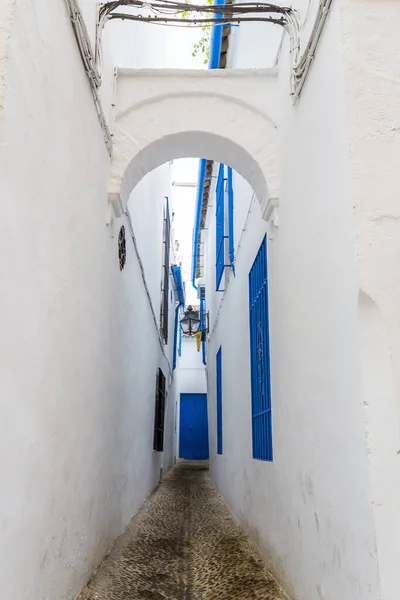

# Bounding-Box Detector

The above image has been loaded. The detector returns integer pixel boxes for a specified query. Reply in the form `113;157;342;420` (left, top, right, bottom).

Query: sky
170;159;200;306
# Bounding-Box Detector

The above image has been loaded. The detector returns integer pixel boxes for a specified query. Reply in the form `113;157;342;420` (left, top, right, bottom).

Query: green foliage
182;0;213;64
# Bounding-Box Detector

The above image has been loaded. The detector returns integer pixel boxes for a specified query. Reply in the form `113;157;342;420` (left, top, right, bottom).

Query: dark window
199;286;207;365
249;236;273;461
153;368;166;452
216;346;223;455
118;225;126;271
160;197;171;344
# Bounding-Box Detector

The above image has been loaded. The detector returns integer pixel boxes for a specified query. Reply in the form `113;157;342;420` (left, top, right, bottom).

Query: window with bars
249;236;273;462
153;368;166;452
199;285;207;366
160;197;171;344
216;347;223;455
215;164;235;291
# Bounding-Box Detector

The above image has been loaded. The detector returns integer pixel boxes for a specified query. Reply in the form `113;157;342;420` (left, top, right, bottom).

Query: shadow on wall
358;289;396;427
358;289;400;599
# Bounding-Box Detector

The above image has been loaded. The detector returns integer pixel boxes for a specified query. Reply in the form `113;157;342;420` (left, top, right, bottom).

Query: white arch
108;68;280;219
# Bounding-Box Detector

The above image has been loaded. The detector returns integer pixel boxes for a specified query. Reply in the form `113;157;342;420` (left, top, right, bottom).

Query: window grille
249;236;273;461
153;368;166;452
199;286;207;365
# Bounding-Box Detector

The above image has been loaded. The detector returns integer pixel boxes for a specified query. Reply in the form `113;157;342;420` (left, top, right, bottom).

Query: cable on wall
65;0;113;154
96;0;333;101
125;209;173;380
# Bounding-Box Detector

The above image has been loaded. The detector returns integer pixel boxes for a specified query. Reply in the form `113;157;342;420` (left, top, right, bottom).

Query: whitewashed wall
204;1;392;600
0;1;177;599
178;337;207;395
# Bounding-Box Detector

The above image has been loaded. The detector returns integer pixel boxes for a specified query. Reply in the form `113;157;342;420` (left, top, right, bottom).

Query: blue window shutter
172;305;180;371
227;167;235;275
215;164;226;291
216;347;223;455
215;165;235;290
249;236;273;461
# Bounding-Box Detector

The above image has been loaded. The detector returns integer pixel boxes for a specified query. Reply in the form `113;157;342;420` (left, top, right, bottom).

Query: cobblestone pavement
79;461;288;600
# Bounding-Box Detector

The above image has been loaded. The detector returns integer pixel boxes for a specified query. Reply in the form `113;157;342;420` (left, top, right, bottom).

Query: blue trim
171;265;185;370
192;159;207;290
173;305;180;371
216;346;223;455
227;166;235;275
191;0;225;290
178;317;182;357
249;236;273;461
215;164;235;290
172;265;185;306
216;164;228;291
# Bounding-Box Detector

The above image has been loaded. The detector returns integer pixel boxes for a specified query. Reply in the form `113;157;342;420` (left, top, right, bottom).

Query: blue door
179;393;209;460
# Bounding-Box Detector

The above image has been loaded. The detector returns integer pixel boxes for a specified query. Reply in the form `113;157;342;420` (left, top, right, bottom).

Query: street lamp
180;305;201;337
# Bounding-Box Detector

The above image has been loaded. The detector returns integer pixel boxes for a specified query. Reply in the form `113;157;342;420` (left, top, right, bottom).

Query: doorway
179;393;209;460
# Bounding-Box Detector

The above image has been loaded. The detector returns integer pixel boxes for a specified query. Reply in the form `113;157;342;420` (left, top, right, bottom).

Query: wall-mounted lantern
180;305;201;337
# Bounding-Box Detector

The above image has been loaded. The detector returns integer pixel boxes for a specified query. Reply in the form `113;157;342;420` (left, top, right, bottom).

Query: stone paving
79;461;288;600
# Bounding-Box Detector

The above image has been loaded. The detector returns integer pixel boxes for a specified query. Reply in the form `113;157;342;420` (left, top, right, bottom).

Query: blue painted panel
215;164;227;291
227;167;235;275
179;393;209;460
249;236;273;461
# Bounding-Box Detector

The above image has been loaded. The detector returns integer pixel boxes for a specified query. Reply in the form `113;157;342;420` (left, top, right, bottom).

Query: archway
108;68;280;219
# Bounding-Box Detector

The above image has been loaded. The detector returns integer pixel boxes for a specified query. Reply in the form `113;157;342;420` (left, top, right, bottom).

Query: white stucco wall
0;1;177;599
204;2;387;600
339;2;400;597
178;337;207;395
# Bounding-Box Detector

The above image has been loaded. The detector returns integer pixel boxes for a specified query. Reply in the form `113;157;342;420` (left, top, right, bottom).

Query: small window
160;197;171;344
118;225;126;271
199;286;207;365
216;347;223;455
215;165;235;291
153;368;166;452
249;236;273;461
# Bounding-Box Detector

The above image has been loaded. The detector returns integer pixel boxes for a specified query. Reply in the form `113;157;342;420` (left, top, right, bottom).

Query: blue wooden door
179;393;209;460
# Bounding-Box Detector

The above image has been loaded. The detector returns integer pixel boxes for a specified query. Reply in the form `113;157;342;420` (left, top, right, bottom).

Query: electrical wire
107;13;286;26
65;0;113;153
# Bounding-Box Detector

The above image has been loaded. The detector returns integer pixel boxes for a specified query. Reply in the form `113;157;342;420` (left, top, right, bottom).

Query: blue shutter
215;164;226;291
249;236;273;461
216;347;223;455
215;165;235;291
227;167;235;275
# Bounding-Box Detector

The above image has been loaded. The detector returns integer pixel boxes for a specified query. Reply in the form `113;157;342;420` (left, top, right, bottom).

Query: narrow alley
1;1;400;599
79;462;287;600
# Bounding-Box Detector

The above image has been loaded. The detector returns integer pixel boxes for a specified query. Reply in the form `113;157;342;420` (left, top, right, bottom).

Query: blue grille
216;347;223;455
249;236;273;461
227;167;235;275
